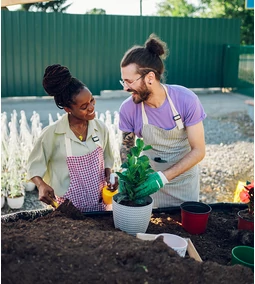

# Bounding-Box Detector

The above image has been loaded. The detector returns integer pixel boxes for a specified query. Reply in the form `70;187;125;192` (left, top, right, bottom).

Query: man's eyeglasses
119;73;146;88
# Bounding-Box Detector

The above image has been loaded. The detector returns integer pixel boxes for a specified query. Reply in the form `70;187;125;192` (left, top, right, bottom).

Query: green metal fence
223;45;254;96
1;11;241;97
238;45;254;90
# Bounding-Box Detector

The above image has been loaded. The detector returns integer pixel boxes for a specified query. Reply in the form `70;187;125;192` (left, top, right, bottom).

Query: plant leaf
136;138;144;149
131;147;140;157
143;145;152;151
115;193;128;203
116;138;155;202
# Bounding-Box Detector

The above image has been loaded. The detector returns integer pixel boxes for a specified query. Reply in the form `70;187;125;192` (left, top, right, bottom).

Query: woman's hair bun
145;33;167;59
42;64;72;96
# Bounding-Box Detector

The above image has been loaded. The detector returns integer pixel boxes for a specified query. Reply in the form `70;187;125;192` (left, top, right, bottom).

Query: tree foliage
156;0;198;17
86;8;106;15
156;0;254;44
200;0;254;45
21;0;72;12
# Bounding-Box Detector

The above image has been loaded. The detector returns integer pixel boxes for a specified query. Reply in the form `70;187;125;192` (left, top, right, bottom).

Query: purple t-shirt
119;84;207;137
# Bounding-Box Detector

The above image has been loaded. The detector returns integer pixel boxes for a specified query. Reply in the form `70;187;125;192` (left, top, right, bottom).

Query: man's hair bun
145;33;168;60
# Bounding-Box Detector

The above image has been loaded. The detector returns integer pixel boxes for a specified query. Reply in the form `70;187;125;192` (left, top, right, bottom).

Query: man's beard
127;81;151;104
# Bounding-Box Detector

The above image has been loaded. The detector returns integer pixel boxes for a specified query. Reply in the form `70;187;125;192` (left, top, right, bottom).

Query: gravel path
1;111;254;215
200;111;254;203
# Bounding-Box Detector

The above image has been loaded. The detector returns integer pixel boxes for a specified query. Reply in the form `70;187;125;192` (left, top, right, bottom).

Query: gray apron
141;84;200;208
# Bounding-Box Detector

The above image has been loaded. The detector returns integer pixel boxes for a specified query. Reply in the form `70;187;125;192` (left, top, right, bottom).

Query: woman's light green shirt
26;114;114;196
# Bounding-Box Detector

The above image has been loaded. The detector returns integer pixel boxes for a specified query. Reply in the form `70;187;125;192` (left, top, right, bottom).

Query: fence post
222;44;240;88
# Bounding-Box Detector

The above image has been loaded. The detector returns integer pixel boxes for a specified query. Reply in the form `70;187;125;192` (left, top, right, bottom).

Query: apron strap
161;84;184;130
65;135;72;157
141;84;184;130
141;102;149;124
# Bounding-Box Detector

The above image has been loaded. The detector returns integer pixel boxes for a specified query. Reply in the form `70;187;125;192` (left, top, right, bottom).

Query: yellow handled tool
49;197;59;208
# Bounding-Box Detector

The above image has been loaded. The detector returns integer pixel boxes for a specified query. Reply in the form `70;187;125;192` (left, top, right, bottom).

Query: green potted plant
112;138;155;235
238;180;254;231
6;172;25;209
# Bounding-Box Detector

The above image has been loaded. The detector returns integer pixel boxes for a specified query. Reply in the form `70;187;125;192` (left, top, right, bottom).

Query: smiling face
64;87;96;122
121;64;151;104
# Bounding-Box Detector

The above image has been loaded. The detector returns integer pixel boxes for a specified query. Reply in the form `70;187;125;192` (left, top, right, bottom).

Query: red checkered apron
55;134;106;212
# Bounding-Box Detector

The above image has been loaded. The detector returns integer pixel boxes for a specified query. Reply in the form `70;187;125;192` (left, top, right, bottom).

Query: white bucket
155;233;188;257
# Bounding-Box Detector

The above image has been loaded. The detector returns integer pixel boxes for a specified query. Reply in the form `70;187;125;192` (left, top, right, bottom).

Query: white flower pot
24;181;36;192
1;195;5;208
112;193;153;236
7;194;25;209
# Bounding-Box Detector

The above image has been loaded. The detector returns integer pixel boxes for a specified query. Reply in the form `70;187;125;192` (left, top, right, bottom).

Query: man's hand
135;171;168;199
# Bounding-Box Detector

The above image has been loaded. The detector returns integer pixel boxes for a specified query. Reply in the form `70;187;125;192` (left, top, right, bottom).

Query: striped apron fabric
55;132;106;212
141;84;200;208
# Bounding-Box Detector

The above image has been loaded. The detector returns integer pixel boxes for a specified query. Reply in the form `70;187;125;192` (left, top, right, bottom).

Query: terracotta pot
112;193;153;236
237;209;254;231
180;201;212;234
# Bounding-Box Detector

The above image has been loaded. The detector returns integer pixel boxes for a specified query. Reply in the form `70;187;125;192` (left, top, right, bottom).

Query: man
118;34;206;208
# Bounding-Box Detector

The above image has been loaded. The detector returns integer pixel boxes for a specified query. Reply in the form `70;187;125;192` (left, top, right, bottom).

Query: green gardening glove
135;171;168;199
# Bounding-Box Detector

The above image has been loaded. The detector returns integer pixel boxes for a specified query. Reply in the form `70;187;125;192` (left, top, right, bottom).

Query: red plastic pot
237;210;254;231
180;201;212;234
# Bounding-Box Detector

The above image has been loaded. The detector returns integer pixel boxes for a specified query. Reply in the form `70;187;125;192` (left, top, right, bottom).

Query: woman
27;64;117;212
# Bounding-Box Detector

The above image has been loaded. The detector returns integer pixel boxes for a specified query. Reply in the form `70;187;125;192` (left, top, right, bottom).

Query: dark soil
1;202;254;284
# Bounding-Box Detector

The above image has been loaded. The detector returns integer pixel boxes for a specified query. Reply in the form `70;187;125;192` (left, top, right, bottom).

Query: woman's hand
31;176;56;206
38;183;56;205
105;169;119;191
107;177;119;191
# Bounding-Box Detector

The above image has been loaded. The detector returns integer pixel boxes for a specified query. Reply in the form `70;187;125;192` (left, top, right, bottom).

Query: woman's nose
87;102;94;111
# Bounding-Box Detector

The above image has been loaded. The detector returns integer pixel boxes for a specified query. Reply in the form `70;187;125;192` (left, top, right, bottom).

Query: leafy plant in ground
116;138;154;205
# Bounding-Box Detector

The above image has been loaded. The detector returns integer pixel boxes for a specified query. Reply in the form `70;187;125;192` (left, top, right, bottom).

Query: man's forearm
163;148;205;182
120;132;135;164
120;144;130;164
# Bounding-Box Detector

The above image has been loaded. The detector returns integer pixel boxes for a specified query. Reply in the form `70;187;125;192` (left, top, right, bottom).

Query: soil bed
1;203;254;284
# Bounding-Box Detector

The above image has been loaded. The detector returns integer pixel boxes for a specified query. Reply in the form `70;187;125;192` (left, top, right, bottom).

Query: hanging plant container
112;193;153;236
180;201;212;234
237;209;254;231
